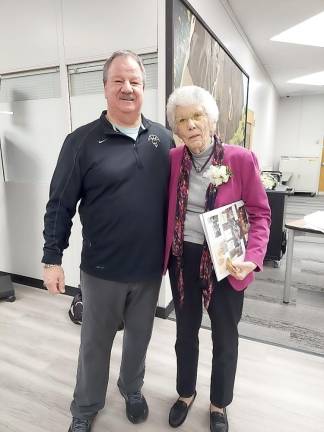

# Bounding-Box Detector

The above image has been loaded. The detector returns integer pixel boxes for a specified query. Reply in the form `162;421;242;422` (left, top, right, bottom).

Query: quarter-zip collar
99;110;149;139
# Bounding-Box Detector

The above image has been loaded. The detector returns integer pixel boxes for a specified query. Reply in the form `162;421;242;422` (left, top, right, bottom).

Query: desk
283;219;324;303
281;171;292;185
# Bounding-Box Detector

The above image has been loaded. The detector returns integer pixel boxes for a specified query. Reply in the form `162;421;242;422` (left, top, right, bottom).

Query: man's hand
43;266;65;294
226;260;257;281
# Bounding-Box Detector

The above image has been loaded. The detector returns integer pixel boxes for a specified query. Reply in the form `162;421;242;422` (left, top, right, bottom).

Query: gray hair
102;50;146;86
166;85;219;131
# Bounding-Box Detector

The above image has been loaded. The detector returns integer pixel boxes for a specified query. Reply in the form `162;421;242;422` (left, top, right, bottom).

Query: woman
164;86;270;432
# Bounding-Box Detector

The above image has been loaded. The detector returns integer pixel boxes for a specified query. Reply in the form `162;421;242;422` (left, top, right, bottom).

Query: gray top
111;122;144;141
184;144;214;245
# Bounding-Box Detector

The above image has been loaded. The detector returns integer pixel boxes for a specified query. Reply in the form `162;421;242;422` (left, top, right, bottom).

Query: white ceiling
227;0;324;96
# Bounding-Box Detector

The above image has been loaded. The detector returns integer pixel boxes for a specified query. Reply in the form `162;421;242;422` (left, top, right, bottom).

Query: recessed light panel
288;70;324;86
271;11;324;48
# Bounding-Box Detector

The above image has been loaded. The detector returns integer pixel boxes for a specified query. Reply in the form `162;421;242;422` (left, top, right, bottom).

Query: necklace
189;142;216;173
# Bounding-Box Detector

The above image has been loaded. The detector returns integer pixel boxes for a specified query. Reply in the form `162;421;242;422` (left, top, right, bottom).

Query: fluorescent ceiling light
0;111;13;115
288;70;324;86
271;11;324;47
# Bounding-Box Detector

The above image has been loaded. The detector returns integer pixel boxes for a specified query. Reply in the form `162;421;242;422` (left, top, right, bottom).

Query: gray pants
70;271;161;420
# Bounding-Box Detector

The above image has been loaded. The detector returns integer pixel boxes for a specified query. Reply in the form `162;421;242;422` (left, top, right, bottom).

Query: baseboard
8;273;175;319
9;273;80;297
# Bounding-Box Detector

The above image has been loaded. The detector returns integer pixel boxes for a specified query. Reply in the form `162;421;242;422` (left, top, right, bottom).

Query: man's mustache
120;94;135;101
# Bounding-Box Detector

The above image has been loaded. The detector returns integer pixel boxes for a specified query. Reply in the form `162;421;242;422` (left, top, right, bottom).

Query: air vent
0;68;60;102
68;53;158;96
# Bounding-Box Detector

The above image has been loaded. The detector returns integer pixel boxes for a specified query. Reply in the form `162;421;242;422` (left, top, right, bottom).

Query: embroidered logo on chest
148;134;160;148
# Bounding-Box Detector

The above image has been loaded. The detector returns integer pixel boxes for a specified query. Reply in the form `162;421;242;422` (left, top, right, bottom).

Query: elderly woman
164;86;270;432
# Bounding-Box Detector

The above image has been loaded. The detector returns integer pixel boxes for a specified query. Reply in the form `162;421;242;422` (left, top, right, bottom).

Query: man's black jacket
42;111;174;282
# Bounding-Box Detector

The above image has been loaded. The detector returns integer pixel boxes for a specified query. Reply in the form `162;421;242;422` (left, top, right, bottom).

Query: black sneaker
119;388;149;424
68;417;93;432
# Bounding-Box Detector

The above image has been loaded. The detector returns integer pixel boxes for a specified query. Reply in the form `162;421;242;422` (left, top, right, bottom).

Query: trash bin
0;272;16;302
265;186;290;266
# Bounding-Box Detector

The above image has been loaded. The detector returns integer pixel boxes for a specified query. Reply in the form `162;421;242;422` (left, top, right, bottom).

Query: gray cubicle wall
0;69;66;184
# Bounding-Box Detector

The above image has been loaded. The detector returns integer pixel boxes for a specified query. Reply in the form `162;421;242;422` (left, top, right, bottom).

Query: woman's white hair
166;85;219;132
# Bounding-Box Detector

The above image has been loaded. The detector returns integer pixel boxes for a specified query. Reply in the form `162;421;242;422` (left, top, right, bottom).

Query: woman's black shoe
210;407;228;432
168;391;197;428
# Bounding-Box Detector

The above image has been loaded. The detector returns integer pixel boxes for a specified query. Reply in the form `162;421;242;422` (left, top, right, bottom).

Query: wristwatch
43;263;61;269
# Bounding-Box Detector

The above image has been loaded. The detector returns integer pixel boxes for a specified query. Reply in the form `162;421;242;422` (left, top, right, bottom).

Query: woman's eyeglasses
176;112;207;126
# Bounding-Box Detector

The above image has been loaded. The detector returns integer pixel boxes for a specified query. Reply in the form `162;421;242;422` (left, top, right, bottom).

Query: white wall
0;0;278;309
0;0;157;73
62;0;157;63
0;0;59;73
274;95;324;168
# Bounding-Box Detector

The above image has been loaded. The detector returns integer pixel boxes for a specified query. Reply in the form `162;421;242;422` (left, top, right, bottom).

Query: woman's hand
226;260;257;280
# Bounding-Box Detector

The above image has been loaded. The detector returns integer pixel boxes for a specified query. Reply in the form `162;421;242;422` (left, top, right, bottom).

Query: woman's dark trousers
169;242;244;407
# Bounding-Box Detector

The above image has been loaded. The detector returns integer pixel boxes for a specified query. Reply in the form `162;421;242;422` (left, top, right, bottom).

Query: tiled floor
1;284;324;432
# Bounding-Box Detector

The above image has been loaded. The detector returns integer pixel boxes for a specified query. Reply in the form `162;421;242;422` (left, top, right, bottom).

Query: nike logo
98;138;107;144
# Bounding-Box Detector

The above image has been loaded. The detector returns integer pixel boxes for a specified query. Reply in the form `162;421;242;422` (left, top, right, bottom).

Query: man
42;50;174;432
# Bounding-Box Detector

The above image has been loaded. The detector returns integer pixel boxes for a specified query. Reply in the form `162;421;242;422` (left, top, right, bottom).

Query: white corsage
203;164;232;186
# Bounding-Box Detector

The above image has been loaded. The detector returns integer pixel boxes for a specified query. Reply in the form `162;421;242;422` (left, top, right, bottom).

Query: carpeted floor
169;194;324;356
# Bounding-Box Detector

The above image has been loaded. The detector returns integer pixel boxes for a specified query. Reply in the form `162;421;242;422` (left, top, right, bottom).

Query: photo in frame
166;0;249;146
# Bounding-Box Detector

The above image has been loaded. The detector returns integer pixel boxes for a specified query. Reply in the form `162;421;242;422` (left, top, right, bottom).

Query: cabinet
279;156;320;194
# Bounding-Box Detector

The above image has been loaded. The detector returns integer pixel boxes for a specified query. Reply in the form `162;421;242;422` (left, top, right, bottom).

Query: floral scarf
172;136;224;309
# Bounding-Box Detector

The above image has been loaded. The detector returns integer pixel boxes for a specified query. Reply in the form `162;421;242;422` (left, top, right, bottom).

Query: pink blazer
163;144;271;291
